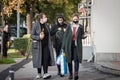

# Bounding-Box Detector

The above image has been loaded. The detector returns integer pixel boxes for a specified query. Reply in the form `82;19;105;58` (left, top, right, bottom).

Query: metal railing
82;34;91;46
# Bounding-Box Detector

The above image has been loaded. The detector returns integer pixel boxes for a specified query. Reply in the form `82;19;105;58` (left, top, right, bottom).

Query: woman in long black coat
31;13;55;79
62;13;86;80
50;13;67;76
2;23;11;58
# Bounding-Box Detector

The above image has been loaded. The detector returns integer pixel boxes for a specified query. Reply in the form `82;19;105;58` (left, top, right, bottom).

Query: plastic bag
56;50;67;75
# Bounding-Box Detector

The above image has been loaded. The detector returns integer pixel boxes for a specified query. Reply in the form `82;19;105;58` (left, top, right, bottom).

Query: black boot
57;65;64;77
74;72;79;80
68;63;73;79
68;73;73;80
57;65;61;75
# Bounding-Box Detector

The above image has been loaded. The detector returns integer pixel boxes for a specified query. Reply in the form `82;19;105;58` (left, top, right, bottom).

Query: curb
95;62;120;75
0;58;31;80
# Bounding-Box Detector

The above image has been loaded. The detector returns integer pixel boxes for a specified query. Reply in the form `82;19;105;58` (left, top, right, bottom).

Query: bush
14;37;30;56
23;34;30;38
23;34;31;52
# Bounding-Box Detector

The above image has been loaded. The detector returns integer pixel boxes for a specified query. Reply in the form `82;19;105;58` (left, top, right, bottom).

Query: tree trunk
26;0;34;34
26;12;32;34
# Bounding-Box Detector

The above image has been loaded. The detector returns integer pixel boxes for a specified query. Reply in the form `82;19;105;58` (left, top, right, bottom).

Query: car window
11;27;27;37
11;28;17;37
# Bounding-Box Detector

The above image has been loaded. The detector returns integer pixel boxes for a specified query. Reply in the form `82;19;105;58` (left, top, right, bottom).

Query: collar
70;22;79;32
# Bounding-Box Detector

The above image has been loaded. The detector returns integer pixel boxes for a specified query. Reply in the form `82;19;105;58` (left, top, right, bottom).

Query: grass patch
8;53;24;58
8;48;24;58
0;48;24;64
0;58;16;64
8;48;18;54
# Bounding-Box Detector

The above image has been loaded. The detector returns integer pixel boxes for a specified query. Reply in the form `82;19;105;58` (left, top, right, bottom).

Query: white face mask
58;20;63;24
43;18;47;23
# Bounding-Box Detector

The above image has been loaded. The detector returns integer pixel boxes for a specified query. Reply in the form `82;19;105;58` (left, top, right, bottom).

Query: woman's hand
63;28;66;32
40;32;45;40
58;27;62;31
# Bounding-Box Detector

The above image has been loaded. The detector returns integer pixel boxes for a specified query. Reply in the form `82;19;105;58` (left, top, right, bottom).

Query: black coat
50;22;67;48
62;23;85;63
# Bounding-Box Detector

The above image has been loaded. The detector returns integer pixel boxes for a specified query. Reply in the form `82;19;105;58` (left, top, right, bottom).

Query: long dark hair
35;13;46;21
56;13;65;22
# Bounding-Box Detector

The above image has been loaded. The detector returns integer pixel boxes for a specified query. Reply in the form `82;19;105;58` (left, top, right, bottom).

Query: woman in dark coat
50;13;67;76
62;13;86;80
2;23;11;58
31;13;55;79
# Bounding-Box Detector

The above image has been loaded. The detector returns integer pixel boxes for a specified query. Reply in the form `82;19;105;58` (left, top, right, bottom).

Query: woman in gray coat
31;13;55;79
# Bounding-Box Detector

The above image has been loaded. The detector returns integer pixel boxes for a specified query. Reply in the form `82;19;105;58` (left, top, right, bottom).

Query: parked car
10;27;27;40
0;27;27;49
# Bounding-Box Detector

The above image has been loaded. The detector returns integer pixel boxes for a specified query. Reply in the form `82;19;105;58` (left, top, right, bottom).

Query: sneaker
43;73;51;79
36;74;42;79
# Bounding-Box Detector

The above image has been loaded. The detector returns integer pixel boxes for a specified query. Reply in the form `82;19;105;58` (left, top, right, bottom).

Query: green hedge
14;34;30;56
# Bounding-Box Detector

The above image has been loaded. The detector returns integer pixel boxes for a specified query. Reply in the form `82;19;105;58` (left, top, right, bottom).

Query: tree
1;0;82;33
25;0;35;34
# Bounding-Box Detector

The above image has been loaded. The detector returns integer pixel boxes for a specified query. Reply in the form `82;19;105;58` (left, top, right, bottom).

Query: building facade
91;0;120;62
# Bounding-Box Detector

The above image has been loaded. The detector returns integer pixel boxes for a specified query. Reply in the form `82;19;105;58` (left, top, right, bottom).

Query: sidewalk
5;61;120;80
0;58;28;80
1;58;120;80
0;58;24;72
6;61;68;80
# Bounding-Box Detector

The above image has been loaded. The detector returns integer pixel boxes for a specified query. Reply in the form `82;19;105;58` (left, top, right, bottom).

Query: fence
82;34;91;46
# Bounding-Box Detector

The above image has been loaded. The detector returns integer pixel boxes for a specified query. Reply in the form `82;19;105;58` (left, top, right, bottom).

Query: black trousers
55;43;61;57
68;41;79;74
37;45;50;74
55;44;61;73
3;42;8;57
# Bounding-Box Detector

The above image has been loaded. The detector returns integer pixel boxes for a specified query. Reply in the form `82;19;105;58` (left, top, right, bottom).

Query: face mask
43;18;47;23
73;20;79;24
58;20;63;24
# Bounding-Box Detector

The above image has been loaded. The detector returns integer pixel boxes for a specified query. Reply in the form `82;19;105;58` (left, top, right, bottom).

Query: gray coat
31;21;55;68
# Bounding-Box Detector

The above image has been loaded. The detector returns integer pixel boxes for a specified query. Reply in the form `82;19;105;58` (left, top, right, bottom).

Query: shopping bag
56;54;61;65
56;50;67;75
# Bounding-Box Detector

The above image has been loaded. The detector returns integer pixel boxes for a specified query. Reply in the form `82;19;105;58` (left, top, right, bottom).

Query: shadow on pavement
0;58;32;80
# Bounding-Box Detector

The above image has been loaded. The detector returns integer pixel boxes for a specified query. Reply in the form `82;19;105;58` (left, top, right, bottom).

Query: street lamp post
17;3;20;38
0;3;4;58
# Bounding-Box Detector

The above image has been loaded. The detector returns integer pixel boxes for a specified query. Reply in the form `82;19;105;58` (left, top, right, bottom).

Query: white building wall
92;0;120;54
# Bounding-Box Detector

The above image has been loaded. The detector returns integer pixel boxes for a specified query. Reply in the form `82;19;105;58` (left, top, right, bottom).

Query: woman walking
62;13;86;80
31;13;55;79
50;13;67;76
